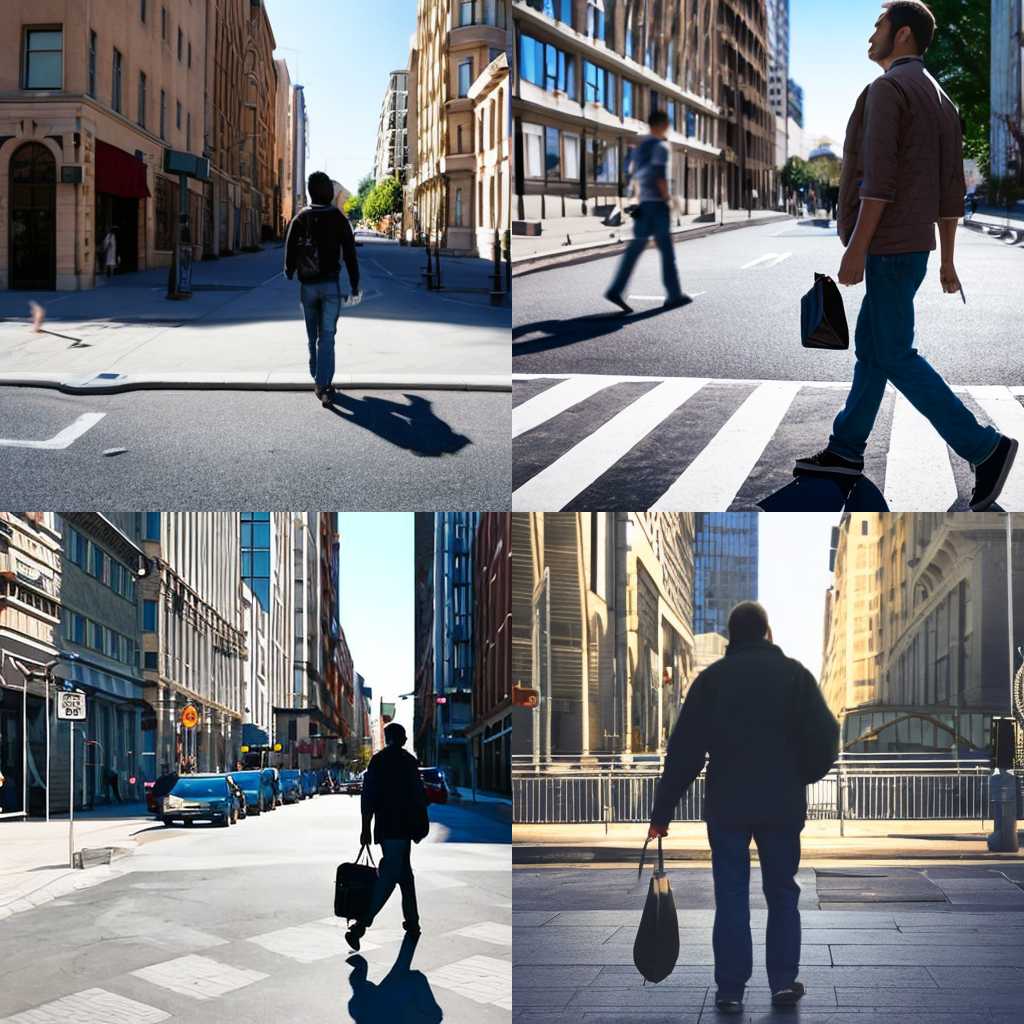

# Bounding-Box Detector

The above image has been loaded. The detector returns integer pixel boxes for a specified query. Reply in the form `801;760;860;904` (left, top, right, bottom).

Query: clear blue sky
264;0;418;194
337;513;415;735
758;514;841;682
790;0;888;151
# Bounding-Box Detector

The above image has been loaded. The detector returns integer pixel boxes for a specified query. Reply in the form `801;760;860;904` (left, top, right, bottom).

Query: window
187;40;191;68
592;139;619;183
137;71;146;128
586;0;605;40
545;127;560;179
91;544;106;582
159;89;166;138
140;0;147;22
519;34;575;99
458;59;473;97
186;111;191;151
161;6;167;40
143;600;158;631
111;48;123;111
69;528;86;568
562;131;580;180
24;29;63;90
454;188;464;226
88;31;96;97
177;27;183;61
622;80;633;119
176;100;181;130
523;122;544;178
460;0;475;25
144;511;161;539
144;651;158;670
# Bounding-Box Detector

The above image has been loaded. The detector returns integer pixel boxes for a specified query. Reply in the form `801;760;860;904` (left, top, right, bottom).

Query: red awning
95;140;151;199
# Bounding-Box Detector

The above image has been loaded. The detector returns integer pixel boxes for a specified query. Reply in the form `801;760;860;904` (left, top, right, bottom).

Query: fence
511;757;1024;825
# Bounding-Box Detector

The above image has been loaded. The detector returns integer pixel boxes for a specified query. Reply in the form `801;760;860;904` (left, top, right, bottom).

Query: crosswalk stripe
968;386;1024;509
884;395;958;511
651;381;801;509
512;379;707;509
513;376;619;437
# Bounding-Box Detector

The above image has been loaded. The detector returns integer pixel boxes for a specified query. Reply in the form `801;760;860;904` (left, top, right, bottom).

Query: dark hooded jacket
360;745;429;843
284;204;360;289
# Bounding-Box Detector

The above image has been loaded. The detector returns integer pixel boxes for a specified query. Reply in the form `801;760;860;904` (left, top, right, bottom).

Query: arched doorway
9;142;56;290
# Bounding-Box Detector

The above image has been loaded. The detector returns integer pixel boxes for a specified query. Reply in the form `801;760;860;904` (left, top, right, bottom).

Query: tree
345;174;377;225
781;156;813;192
363;176;403;225
924;0;990;163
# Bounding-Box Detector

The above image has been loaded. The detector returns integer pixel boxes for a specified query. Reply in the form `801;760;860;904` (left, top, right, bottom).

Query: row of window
0;579;60;620
66;528;138;604
522;123;621;185
457;0;509;29
456;49;504;99
64;609;138;667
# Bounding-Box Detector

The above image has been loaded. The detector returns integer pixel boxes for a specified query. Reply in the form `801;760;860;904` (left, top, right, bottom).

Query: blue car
231;769;275;814
279;769;303;804
161;774;238;827
301;770;318;798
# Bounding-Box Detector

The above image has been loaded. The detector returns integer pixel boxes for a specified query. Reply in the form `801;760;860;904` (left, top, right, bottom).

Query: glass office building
693;513;759;638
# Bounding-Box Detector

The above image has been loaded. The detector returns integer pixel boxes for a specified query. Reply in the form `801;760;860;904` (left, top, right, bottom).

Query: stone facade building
469;51;511;255
374;69;410;183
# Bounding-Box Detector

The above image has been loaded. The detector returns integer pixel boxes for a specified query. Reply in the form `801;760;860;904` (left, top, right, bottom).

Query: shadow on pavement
346;934;443;1023
427;799;512;844
757;474;889;511
512;306;668;356
329;393;471;458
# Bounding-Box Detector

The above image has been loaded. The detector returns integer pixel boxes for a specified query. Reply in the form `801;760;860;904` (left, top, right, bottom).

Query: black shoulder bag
801;273;849;349
632;835;679;984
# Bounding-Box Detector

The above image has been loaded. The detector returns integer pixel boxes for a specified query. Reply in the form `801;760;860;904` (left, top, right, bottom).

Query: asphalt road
513;219;1024;384
0;793;511;1023
0;386;510;508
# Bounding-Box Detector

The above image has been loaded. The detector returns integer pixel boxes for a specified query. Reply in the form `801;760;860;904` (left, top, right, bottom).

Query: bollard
490;230;506;306
424;237;435;290
987;770;1020;851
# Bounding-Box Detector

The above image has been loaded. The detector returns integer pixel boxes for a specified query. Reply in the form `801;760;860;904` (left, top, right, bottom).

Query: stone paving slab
600;925;1024;946
832;944;1024;966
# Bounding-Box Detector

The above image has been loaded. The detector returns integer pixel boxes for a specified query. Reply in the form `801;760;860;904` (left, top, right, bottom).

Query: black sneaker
714;991;743;1014
603;291;634;314
794;448;864;477
320;386;336;408
344;924;365;952
771;981;805;1007
970;435;1018;511
663;294;693;310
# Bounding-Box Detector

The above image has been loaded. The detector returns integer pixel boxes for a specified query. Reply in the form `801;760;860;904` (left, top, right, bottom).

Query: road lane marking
427;954;512;1009
740;252;792;270
452;921;513;946
512;378;707;510
131;954;267;1001
968;386;1024;510
884;395;958;511
247;919;379;962
651;381;801;509
513;377;621;437
0;412;106;450
627;291;707;301
0;988;170;1024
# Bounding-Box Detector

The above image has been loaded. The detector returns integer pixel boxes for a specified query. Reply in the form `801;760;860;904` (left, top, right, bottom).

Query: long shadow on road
427;799;511;844
512;307;670;357
347;935;443;1024
329;393;471;458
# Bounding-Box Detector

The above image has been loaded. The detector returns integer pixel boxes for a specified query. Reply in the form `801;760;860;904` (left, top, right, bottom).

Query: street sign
56;690;86;721
180;705;199;729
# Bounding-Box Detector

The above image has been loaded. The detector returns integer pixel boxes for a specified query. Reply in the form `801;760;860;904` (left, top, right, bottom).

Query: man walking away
285;171;362;407
795;1;1017;509
648;602;839;1016
605;110;690;313
101;227;118;279
346;723;429;951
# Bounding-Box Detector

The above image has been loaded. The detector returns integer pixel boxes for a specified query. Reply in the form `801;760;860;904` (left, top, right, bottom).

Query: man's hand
838;246;866;287
345;290;363;308
648;823;668;840
939;261;961;295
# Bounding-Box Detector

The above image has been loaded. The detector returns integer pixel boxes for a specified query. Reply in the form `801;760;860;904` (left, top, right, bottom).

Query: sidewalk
513;820;1024;864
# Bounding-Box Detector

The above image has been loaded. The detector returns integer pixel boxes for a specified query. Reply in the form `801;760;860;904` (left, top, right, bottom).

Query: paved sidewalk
513;820;1024;863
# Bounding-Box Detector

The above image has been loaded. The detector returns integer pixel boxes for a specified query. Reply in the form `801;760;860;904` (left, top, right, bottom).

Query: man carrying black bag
648;602;839;1015
345;722;429;952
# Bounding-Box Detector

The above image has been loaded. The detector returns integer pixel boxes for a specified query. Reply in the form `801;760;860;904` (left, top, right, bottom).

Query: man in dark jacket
346;722;429;951
284;171;361;408
649;601;839;1015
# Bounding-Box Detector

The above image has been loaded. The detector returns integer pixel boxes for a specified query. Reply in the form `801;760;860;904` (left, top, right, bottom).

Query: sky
790;0;888;151
264;0;418;193
757;513;842;680
337;513;415;736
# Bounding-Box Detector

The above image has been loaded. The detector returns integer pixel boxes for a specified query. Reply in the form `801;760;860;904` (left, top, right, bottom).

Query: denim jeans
829;252;999;465
608;201;683;302
300;279;342;391
364;839;419;928
707;822;802;996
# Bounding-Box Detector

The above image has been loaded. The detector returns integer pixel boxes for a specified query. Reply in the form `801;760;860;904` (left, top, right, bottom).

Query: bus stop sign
56;690;86;720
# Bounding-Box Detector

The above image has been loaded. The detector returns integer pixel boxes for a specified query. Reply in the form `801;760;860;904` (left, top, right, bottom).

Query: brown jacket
838;56;966;255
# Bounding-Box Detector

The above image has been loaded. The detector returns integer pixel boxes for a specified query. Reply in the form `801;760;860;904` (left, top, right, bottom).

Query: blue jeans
829;252;998;465
707;822;802;996
300;279;341;391
608;201;683;302
364;839;419;928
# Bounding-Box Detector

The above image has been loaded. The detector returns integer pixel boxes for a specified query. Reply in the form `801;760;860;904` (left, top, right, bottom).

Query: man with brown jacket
794;1;1017;511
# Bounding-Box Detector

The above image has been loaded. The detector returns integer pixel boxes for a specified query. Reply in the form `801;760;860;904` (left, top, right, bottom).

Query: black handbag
334;845;377;921
633;836;680;984
801;273;849;350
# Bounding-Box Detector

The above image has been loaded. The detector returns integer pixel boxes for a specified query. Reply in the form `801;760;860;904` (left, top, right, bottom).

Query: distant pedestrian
968;191;977;217
101;227;118;279
604;110;690;314
345;722;429;951
285;172;362;408
648;602;839;1015
105;767;121;803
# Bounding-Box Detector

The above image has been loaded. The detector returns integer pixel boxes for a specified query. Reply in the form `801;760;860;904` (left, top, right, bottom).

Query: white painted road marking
247;918;380;962
131;954;267;1001
884;395;958;511
452;921;513;946
740;252;792;270
0;412;105;450
0;988;170;1024
427;954;512;1009
968;386;1024;510
513;376;619;436
627;291;707;301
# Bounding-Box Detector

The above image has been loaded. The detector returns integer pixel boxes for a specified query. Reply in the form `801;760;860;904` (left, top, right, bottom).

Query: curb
511;214;793;277
0;372;512;395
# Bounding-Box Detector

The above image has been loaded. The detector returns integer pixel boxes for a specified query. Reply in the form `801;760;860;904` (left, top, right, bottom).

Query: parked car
146;772;179;815
161;774;238;827
342;776;362;795
279;769;303;804
230;769;275;814
419;767;449;805
262;766;282;807
300;770;318;799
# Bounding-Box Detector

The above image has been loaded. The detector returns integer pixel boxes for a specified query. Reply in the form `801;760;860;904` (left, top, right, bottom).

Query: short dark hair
308;171;334;206
383;722;407;746
648;109;670;130
882;1;936;54
727;601;770;644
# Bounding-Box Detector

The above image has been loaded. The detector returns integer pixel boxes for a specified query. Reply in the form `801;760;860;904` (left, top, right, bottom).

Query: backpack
295;211;321;282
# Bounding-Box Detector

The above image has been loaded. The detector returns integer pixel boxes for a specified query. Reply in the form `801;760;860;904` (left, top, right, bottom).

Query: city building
1;0;207;290
470;512;511;795
693;631;729;679
138;513;247;776
693;513;759;638
0;514;63;817
512;0;724;234
374;69;410;182
786;76;803;128
274;58;294;234
409;0;508;253
765;0;789;189
413;512;436;764
991;0;1023;180
469;50;510;255
353;672;373;763
821;513;1024;755
240;579;269;749
291;83;309;214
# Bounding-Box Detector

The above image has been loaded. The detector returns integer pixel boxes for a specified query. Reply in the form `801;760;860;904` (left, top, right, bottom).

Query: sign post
163;151;210;300
56;690;86;868
181;704;198;771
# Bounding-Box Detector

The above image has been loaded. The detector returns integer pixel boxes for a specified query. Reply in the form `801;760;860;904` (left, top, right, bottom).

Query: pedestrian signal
513;684;540;709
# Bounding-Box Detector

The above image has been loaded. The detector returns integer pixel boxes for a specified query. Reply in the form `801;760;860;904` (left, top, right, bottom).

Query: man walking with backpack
648;602;839;1015
285;172;362;407
605;110;690;313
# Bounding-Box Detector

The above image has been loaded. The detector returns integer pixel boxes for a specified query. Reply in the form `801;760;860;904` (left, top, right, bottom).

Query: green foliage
781;156;813;192
344;194;362;222
781;155;839;192
808;155;841;189
924;0;990;163
363;176;404;225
